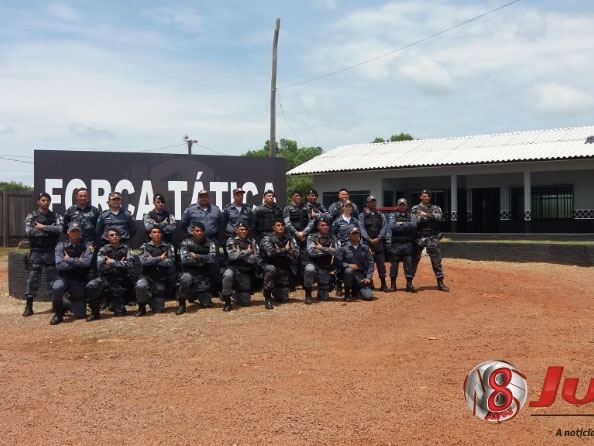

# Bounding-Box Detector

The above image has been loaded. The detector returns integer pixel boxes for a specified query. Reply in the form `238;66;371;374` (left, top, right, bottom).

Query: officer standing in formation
63;187;100;246
328;188;359;222
304;217;341;304
95;191;137;246
222;187;254;238
50;222;93;325
253;189;284;241
143;193;177;244
23;192;63;317
177;222;217;314
135;226;176;316
222;222;261;309
86;227;133;319
341;227;374;302
411;190;449;292
283;191;313;288
359;195;389;291
305;189;327;232
259;218;298;310
331;200;358;296
387;198;417;292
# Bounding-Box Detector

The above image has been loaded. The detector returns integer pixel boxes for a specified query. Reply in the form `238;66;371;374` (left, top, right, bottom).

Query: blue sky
1;0;593;184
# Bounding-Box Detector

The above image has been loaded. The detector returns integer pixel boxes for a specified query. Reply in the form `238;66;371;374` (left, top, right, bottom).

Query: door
471;188;500;232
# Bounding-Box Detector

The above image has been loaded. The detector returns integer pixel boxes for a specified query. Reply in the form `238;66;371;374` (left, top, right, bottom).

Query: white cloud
69;123;116;140
398;53;455;95
530;83;594;114
47;3;80;22
312;0;337;10
141;7;203;32
0;124;16;136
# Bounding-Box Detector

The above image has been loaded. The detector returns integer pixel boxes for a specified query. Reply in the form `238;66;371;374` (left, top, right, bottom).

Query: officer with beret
304;217;341;303
411;190;450;292
23;192;64;317
222;187;255;239
50;222;94;325
63;187;100;247
253;189;284;242
135;226;176;316
259;218;298;309
95;191;137;246
222;222;262;309
177;222;217;315
387;198;417;292
283;191;314;289
86;227;133;319
305;189;328;233
359;195;389;291
143;193;177;244
328;188;359;222
341;227;374;302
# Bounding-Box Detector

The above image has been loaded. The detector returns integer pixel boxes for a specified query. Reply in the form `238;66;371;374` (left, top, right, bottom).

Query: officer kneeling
304;217;341;304
50;222;93;325
341;227;374;302
135;226;176;316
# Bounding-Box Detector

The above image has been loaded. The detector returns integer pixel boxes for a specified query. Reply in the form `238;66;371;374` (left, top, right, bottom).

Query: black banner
34;150;286;247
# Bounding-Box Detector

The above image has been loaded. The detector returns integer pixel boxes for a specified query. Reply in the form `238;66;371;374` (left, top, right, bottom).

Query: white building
288;126;594;233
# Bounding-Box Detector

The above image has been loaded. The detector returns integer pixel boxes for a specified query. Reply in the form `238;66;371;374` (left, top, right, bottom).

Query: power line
0;154;34;158
0;155;33;164
140;143;186;152
277;91;302;146
278;0;521;89
195;143;226;156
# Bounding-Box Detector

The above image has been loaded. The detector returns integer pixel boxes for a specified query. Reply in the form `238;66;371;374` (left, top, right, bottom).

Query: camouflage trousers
52;276;87;318
179;271;212;306
222;267;252;306
135;275;169;312
412;236;444;279
25;250;57;301
390;243;414;279
262;264;290;302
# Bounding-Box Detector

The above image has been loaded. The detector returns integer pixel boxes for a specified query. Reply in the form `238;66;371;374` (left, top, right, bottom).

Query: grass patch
0;247;28;257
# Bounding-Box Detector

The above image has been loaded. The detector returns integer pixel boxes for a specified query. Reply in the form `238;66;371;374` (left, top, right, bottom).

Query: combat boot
175;299;186;315
380;277;389;292
406;278;417;293
86;306;101;322
223;296;232;312
344;288;353;302
437;278;450;292
389;277;397;292
304;287;313;305
22;299;33;317
264;290;274;310
49;312;63;325
135;304;147;317
335;282;343;297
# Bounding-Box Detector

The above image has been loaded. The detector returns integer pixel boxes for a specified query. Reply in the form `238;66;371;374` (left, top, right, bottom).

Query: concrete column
466;189;472;222
450;174;458;222
500;185;509;220
523;171;531;221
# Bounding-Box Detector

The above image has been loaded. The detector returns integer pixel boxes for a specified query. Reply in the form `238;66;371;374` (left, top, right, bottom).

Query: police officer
96;191;137;246
86;227;133;320
341;227;374;302
305;189;327;232
387;198;417;292
177;222;217;315
359;195;389;291
253;189;283;241
259;218;298;310
50;222;93;325
135;226;176;316
304;217;341;304
23;192;63;317
63;187;100;246
143;193;177;244
331;200;358;296
328;188;359;222
222;222;261;309
222;187;254;238
283;191;314;288
411;190;450;292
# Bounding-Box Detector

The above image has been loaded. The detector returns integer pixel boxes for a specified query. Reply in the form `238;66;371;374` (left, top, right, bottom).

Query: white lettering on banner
168;181;187;221
64;178;86;208
242;182;258;206
45;179;63;211
136;180;154;220
91;179;111;211
210;182;228;208
115;180;135;214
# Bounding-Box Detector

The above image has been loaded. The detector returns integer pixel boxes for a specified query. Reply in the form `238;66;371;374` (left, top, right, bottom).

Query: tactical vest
148;209;173;243
65;206;98;244
143;243;172;280
29;211;60;250
229;238;253;272
184;239;211;272
262;235;291;269
310;234;334;270
391;212;415;244
363;211;383;239
255;205;283;234
288;204;309;231
415;206;440;237
61;242;89;279
101;245;130;282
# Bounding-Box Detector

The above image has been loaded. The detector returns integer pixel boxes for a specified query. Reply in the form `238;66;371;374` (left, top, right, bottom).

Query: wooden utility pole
269;18;280;157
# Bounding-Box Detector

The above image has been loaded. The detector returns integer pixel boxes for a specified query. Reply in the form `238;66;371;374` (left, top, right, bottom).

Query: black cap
107;227;123;235
198;190;209;196
318;216;331;226
367;195;377;202
350;227;361;235
233;187;245;194
421;189;431;196
272;217;284;225
153;193;165;202
236;222;249;229
264;189;275;196
38;192;51;200
308;189;318;196
67;222;82;231
192;222;206;231
108;191;122;199
150;225;163;233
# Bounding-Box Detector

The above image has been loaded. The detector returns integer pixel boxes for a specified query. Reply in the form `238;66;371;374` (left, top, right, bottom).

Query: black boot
336;282;343;297
264;291;274;310
437;278;450;292
49;312;63;325
22;299;33;317
406;278;417;293
135;303;147;317
86;305;101;322
344;288;353;302
304;287;313;305
380;277;389;292
223;296;232;312
389;277;396;292
175;299;186;315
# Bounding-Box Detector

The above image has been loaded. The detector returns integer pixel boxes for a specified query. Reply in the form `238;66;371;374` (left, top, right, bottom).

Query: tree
0;181;32;191
371;132;414;143
243;139;323;202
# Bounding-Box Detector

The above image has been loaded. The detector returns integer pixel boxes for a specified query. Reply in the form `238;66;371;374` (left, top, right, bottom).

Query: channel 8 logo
464;360;528;422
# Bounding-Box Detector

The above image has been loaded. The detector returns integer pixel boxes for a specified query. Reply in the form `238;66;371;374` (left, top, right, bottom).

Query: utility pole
269;18;280;157
183;135;198;155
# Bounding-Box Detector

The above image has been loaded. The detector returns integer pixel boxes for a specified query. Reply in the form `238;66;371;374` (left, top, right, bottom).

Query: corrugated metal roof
287;125;594;175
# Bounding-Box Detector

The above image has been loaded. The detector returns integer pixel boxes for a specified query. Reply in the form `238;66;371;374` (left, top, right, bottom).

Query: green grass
0;247;28;257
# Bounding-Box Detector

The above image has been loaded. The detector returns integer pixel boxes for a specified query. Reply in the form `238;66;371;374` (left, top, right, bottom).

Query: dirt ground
0;256;593;446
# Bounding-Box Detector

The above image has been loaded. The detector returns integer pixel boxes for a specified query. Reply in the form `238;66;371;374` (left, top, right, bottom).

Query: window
510;185;573;220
